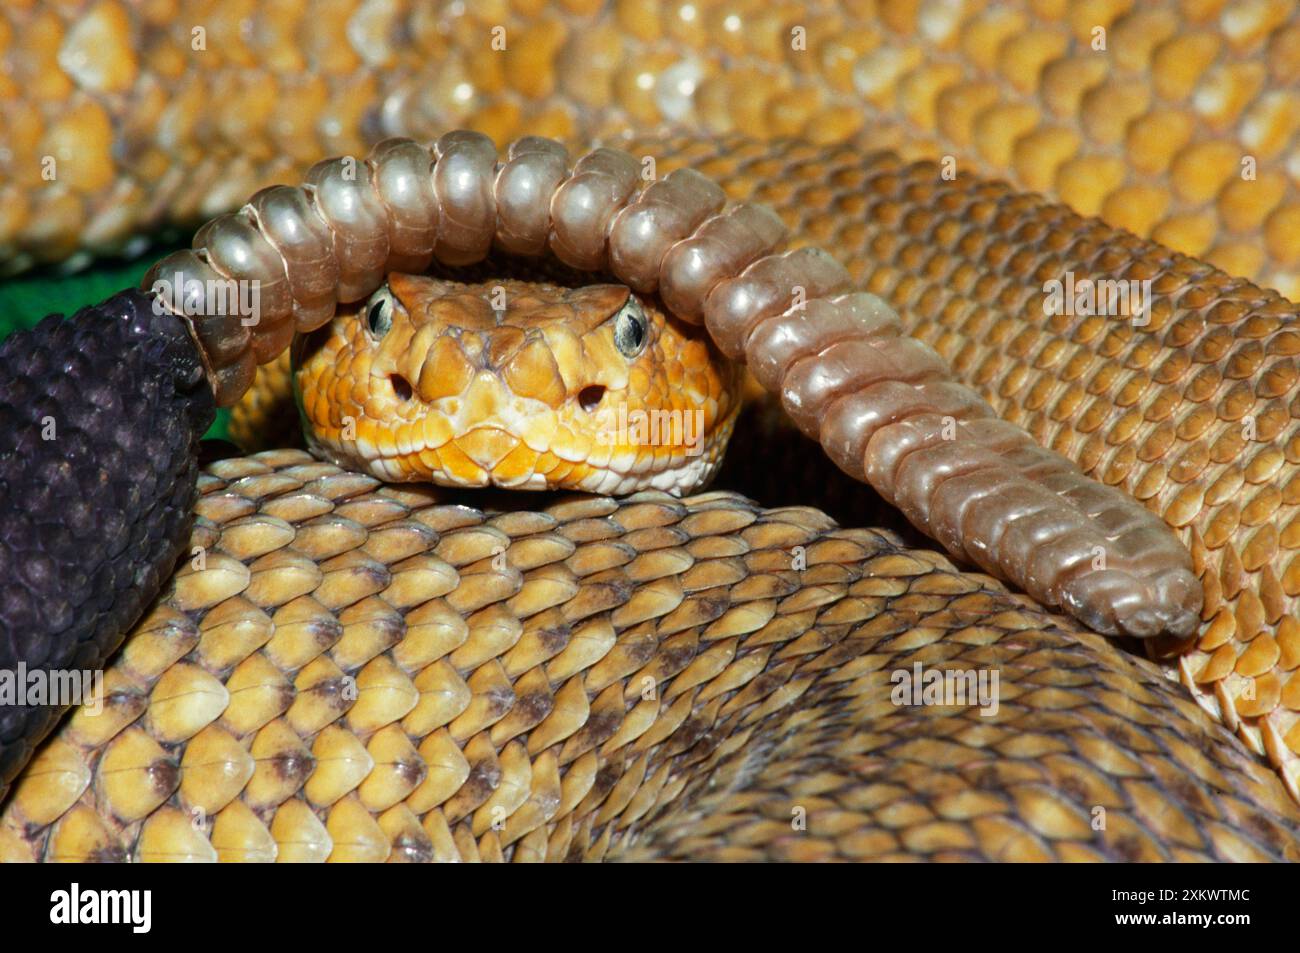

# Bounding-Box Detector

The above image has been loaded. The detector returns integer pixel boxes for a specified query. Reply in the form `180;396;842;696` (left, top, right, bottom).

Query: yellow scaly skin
2;1;1297;295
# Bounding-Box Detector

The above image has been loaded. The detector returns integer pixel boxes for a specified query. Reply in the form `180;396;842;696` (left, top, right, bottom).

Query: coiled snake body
2;0;1300;861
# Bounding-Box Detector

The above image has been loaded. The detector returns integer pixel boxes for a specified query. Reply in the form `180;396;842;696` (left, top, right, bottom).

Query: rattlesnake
1;0;1298;861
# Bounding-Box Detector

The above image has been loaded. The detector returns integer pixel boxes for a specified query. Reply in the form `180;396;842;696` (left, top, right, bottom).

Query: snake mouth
452;426;521;471
337;416;726;496
348;425;533;489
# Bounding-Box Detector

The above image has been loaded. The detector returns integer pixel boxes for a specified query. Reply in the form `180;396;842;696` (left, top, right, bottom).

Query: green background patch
0;256;232;440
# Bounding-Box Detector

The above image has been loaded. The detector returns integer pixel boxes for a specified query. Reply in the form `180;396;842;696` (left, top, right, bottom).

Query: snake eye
365;286;395;339
613;297;648;359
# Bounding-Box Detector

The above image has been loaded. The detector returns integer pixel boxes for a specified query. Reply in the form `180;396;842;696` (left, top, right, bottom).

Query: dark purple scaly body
0;290;213;800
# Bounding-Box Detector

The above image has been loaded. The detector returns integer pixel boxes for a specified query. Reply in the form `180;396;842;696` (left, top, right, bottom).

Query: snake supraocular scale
1;0;1299;861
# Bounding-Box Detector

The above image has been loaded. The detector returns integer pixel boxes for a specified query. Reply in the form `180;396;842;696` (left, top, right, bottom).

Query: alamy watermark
0;663;104;715
890;661;999;716
150;272;262;325
593;403;706;456
50;883;151;933
1043;271;1154;326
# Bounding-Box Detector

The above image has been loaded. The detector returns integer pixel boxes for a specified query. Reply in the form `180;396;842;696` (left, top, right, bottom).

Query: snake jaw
449;427;522;474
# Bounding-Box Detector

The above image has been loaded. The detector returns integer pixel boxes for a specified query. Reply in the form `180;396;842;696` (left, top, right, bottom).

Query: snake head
293;273;743;494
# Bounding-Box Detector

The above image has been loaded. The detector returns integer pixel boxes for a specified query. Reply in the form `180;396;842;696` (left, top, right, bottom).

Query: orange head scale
294;273;744;495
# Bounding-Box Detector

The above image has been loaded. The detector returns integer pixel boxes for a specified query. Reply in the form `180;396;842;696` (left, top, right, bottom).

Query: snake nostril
578;385;605;412
390;373;413;401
